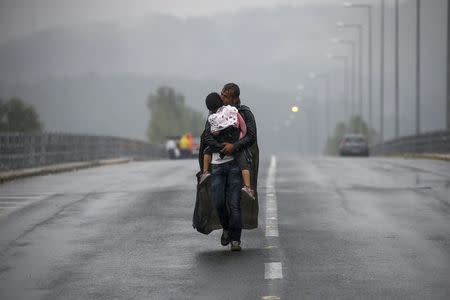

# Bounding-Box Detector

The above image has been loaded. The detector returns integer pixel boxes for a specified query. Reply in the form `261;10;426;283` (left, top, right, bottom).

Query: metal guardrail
0;132;166;171
370;130;450;156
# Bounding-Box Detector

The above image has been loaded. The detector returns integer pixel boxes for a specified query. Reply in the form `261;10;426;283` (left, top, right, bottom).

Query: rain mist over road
1;1;450;299
0;0;448;155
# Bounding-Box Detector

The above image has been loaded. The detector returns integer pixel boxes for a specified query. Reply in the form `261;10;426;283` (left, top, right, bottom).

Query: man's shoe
221;230;230;246
230;241;241;251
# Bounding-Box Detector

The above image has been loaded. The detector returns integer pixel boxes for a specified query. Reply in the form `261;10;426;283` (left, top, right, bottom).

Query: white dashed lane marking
264;262;283;280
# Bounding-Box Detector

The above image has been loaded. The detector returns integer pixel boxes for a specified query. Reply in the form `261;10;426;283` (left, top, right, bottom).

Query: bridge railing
0;132;166;171
370;130;450;156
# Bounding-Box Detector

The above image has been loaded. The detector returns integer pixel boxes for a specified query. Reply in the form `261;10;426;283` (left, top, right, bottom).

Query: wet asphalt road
0;156;449;299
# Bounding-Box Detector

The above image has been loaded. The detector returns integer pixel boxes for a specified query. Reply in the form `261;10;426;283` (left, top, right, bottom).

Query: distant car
339;134;370;157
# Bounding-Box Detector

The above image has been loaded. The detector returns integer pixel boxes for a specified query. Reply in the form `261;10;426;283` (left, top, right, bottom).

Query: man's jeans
211;160;243;242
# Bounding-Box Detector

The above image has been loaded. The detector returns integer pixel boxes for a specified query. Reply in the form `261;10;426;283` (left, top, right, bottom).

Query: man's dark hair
222;83;240;99
205;92;223;113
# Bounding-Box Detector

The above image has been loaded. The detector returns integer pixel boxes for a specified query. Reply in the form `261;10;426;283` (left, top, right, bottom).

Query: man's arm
233;109;256;153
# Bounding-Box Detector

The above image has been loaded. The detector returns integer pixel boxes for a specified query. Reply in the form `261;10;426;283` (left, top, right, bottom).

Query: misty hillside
0;5;360;88
0;4;336;148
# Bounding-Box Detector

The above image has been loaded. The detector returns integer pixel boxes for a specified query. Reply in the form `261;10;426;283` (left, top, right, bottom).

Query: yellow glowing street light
291;106;299;113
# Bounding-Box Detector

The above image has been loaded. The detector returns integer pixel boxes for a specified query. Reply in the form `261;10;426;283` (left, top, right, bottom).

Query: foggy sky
0;0;334;44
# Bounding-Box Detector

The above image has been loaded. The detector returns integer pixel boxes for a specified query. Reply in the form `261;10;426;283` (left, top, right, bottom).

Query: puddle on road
345;184;433;192
346;172;450;193
414;173;450;190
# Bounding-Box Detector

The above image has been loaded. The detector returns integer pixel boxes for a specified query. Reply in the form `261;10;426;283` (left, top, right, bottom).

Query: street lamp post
296;84;316;154
331;38;356;121
295;85;307;154
368;6;373;134
380;0;385;142
343;3;374;136
327;54;350;124
447;0;450;130
337;23;363;133
325;75;331;139
415;0;421;135
395;0;400;138
309;72;331;153
306;86;320;155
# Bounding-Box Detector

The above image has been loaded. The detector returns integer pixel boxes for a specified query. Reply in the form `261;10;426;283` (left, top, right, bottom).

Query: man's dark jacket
193;104;259;234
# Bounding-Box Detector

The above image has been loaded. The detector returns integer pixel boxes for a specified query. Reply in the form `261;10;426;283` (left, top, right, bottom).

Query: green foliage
146;86;205;143
325;115;379;155
0;98;43;132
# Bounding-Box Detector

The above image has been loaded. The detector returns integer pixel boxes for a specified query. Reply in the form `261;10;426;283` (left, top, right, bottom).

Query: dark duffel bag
192;171;258;235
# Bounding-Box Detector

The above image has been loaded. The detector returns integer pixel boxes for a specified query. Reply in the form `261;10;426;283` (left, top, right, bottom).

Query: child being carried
200;92;255;199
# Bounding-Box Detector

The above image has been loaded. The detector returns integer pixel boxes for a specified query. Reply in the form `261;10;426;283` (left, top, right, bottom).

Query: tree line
146;86;205;143
0;98;42;132
1;86;205;143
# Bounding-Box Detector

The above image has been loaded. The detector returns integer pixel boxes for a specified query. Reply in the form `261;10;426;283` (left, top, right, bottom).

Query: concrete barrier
0;157;133;183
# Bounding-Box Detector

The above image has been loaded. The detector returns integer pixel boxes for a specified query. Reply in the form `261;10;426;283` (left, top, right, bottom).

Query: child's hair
205;92;223;113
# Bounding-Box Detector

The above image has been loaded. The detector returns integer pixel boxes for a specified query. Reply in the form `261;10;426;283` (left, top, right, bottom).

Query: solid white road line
265;155;278;237
263;156;282;300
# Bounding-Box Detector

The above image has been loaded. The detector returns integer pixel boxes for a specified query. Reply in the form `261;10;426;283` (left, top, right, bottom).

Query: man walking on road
203;83;259;251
